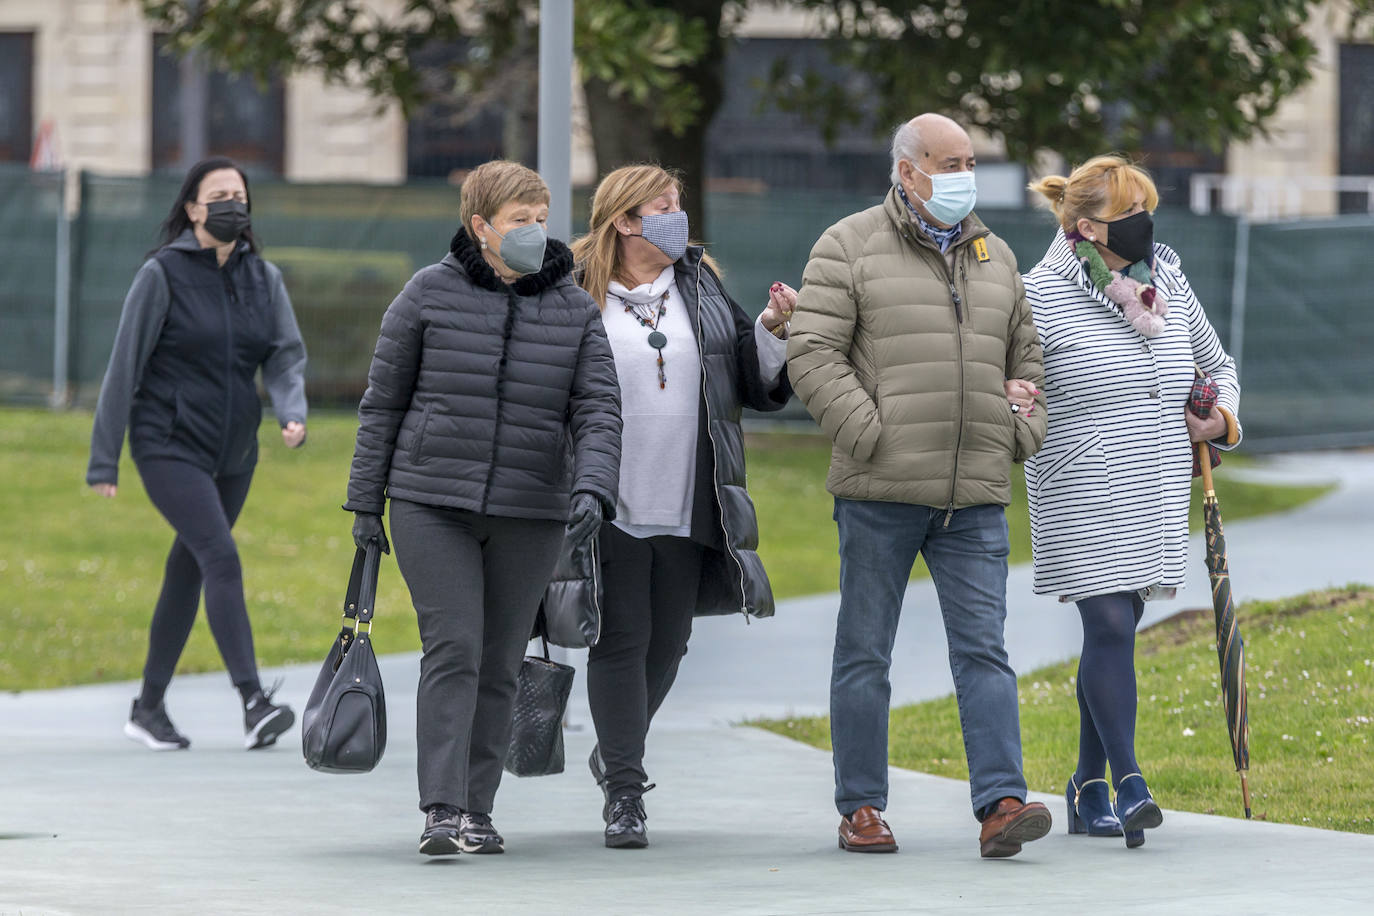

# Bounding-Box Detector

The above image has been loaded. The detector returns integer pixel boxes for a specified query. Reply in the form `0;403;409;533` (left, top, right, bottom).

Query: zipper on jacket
694;260;750;616
218;264;238;472
944;250;967;527
480;291;519;514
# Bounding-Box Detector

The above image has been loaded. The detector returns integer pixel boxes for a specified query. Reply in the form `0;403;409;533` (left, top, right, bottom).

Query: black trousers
389;499;565;813
587;524;704;799
136;458;260;698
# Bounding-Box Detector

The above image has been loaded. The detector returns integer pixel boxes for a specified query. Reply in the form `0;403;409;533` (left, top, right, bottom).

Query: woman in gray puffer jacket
344;160;621;857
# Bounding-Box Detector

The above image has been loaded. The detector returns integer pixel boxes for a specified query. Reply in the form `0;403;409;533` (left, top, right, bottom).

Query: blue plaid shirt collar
897;185;962;253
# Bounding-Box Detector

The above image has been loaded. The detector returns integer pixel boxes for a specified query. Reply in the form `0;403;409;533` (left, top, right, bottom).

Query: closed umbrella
1190;370;1252;818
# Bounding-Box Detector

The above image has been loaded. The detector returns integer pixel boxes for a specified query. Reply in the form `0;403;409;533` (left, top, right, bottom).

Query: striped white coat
1022;231;1241;599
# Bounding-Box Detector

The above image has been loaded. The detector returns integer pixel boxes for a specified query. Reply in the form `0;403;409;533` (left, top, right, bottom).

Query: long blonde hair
571;164;718;308
1029;155;1159;233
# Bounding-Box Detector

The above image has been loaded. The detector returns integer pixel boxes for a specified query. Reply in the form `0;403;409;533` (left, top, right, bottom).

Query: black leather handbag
302;541;387;774
504;634;575;777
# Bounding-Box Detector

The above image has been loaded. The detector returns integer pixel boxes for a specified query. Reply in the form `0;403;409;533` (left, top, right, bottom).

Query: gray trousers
389;499;565;813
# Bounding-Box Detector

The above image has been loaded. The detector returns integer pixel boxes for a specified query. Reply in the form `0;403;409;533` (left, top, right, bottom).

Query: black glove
352;511;390;555
566;492;603;546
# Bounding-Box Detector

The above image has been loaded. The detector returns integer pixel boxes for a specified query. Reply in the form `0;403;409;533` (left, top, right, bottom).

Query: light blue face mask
483;220;547;275
909;164;977;226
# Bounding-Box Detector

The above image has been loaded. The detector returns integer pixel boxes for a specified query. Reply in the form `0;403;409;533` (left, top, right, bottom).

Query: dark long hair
154;156;260;254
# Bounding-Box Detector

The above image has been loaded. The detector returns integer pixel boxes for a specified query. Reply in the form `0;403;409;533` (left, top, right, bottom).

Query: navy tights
1073;591;1146;788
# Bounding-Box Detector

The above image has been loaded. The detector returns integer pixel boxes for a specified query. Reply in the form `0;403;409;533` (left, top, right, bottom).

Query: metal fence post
51;168;73;409
1228;217;1250;377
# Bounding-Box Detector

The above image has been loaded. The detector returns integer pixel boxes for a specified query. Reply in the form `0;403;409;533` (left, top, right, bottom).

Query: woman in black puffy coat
560;164;792;849
345;160;621;857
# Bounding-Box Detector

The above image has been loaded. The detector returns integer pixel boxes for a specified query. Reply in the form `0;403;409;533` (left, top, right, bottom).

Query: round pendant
647;330;667;350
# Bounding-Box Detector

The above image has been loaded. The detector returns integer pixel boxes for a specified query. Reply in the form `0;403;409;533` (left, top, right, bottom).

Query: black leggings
1073;591;1146;787
136;458;261;705
586;524;704;799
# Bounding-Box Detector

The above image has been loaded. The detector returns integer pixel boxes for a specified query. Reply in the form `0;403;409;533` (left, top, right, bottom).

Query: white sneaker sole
244;706;295;749
123;720;185;751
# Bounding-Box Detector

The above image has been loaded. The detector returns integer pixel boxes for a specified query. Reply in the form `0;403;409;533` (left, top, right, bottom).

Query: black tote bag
504;634;575;777
302;541;387;774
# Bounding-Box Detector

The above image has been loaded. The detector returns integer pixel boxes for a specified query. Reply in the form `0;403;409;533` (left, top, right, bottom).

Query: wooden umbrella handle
1197;441;1216;494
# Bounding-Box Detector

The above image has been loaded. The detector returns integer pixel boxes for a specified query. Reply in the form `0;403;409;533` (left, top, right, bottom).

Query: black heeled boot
1066;775;1123;837
1114;772;1163;848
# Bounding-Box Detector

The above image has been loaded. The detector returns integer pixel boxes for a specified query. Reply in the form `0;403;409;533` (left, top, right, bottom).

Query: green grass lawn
2;408;1330;691
756;586;1374;835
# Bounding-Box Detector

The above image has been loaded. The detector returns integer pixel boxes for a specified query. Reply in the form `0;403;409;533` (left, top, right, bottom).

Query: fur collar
448;228;575;296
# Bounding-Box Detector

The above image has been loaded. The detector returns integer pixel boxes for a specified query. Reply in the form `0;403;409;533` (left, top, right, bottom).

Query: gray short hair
890;120;923;186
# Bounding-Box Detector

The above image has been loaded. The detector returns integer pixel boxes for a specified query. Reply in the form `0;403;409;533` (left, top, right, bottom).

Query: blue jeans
831;498;1027;820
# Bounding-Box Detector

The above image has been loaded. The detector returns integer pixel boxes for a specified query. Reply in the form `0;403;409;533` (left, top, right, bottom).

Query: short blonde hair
571;164;718;308
1029;155;1159;233
459;160;550;241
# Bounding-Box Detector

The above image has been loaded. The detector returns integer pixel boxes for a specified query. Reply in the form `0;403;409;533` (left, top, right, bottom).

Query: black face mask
203;199;251;244
1100;209;1154;265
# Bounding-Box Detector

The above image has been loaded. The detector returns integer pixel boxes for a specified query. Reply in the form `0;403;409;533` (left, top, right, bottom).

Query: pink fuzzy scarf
1067;230;1168;337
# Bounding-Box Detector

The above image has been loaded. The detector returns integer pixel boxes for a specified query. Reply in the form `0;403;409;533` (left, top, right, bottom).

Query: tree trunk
581;1;727;237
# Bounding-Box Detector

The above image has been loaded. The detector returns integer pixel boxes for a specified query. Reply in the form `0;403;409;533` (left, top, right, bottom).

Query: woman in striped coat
1023;156;1240;849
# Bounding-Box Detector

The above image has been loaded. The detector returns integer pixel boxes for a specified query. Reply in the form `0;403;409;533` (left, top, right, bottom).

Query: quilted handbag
302;541;387;774
504;634;574;777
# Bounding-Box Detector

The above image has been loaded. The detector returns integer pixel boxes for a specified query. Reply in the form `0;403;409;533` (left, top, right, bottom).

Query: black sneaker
604;795;649;849
243;683;295;750
419;804;462;856
589;745;611;821
124;698;190;751
458;811;505;854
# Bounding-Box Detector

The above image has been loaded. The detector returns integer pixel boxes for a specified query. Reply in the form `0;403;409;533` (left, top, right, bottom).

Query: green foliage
576;1;711;136
139;0;713;135
1;409;1327;691
757;587;1374;834
770;0;1374;161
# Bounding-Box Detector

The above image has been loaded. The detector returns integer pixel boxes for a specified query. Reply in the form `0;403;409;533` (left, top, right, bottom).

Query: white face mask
907;163;978;226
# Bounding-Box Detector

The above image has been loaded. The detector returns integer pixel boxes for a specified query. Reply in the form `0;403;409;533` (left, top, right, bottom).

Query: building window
150;36;285;174
706;38;890;194
1339;43;1374;214
405;40;517;180
0;32;35;162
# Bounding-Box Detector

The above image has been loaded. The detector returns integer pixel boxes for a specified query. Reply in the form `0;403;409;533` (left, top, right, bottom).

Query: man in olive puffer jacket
787;113;1051;859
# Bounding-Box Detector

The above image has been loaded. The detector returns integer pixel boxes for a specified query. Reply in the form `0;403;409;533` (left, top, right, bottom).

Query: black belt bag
302;541;388;774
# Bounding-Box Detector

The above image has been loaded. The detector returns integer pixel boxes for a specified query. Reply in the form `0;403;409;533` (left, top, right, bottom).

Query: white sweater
604;265;786;538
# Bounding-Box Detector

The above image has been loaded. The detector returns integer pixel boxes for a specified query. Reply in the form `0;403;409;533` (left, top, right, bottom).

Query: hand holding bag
504;633;575;777
302;541;387;773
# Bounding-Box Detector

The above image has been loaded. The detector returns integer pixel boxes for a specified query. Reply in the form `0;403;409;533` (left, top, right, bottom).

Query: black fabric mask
1101;209;1154;265
203;199;251;244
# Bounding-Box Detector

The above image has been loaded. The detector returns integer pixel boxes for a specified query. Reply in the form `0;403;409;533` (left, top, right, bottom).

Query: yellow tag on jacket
973;238;991;263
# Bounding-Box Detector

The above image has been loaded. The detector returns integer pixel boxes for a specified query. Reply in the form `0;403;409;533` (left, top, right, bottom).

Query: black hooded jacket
345;232;621;522
87;230;308;485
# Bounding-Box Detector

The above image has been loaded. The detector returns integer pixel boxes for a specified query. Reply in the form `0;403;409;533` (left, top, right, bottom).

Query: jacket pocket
410;403;434;465
1032;429;1102;492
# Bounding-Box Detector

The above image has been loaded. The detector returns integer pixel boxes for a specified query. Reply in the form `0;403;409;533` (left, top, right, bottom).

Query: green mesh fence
2;169;1368;450
0;165;62;404
1240;217;1374;448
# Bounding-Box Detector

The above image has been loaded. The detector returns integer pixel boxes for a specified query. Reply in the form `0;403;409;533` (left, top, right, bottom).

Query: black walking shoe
419;804;462;856
243;683;295;750
458;811;505;854
589;745;611;821
604;795;649;849
124;698;190;751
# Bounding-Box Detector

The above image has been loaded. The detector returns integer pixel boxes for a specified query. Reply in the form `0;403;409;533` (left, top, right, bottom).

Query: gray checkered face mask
634;210;689;262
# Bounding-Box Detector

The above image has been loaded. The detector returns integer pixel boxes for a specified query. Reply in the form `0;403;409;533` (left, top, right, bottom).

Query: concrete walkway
4;452;1372;915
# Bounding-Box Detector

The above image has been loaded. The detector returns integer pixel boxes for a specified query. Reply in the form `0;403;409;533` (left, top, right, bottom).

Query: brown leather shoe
838;805;898;853
978;797;1052;858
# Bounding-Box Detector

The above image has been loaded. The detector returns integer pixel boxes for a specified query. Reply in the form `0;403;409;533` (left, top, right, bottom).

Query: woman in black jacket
87;156;307;753
565;164;792;848
345;160;621;857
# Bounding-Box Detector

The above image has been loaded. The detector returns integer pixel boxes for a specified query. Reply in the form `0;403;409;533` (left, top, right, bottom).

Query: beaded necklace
613;289;670;389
